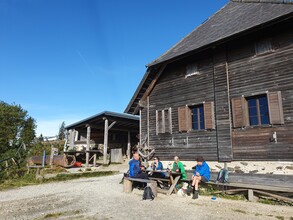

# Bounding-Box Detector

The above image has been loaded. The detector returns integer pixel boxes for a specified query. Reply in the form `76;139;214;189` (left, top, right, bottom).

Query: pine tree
0;101;36;156
58;121;66;140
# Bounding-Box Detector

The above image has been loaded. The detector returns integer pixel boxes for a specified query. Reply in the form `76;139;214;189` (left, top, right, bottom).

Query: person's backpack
217;168;229;183
142;186;155;200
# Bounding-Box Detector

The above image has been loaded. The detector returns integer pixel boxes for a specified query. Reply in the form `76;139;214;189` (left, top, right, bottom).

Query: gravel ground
0;172;292;220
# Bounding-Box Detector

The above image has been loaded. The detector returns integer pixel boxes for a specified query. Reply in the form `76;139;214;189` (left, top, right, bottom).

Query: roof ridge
146;3;230;67
231;0;293;4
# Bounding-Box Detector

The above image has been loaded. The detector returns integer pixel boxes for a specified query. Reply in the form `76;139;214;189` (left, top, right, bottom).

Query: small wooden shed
65;111;139;165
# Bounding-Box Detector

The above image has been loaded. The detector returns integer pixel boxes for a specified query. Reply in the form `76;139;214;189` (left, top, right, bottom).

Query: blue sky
0;0;228;136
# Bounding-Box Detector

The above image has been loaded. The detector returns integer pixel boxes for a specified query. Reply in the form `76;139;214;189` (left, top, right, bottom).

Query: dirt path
0;172;292;220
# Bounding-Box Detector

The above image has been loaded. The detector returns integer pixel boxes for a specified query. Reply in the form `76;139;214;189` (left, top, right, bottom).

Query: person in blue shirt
151;157;163;171
150;156;165;178
186;156;210;199
128;153;149;179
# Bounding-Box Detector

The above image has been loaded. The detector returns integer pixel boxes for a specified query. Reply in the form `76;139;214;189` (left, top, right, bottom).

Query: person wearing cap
186;156;210;199
171;156;186;180
150;156;165;178
151;156;163;171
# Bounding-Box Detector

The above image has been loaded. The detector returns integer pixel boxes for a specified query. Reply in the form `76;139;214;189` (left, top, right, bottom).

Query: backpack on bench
217;168;229;183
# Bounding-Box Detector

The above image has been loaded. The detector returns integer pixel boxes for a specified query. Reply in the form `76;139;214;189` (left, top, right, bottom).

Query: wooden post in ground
93;154;97;167
123;178;133;193
86;125;91;168
103;118;109;165
69;129;75;150
127;131;131;160
248;189;254;201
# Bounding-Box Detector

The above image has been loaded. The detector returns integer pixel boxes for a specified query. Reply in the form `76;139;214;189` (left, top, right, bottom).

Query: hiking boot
192;191;199;199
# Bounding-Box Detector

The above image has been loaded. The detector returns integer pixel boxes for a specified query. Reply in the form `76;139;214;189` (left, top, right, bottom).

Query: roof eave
65;111;139;129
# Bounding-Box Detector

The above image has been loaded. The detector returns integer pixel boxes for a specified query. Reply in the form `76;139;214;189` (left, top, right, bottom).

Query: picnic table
147;170;183;195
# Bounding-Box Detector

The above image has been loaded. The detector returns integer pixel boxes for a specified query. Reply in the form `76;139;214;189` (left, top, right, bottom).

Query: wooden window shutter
178;106;192;132
156;110;163;135
267;91;284;125
231;96;248;128
204;102;215;130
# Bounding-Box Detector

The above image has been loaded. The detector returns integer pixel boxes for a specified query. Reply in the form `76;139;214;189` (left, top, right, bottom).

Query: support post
86;125;91;168
123;178;133;193
69;129;75;150
103;119;109;165
93;154;97;167
248;189;254;201
139;109;142;147
147;96;150;147
127;131;131;160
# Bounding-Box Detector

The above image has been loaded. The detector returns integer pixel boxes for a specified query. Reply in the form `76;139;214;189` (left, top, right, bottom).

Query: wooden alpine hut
125;0;293;162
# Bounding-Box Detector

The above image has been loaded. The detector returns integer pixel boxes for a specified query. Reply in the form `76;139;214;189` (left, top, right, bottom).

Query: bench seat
123;177;157;197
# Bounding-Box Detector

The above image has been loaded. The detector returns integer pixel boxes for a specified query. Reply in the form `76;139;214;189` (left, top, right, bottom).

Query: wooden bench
182;178;293;202
206;181;293;202
123;177;157;197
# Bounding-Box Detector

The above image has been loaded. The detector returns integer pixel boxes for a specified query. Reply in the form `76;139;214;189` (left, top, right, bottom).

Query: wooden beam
103;119;109;165
147;96;150;147
139;109;142;147
108;121;116;130
253;189;293;203
133;64;167;114
127;131;131;160
85;125;91;168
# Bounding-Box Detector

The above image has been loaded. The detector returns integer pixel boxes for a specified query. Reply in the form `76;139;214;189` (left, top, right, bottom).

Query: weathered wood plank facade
126;1;293;162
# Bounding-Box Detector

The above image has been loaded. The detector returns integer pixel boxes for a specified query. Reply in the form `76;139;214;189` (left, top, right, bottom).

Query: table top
146;170;183;176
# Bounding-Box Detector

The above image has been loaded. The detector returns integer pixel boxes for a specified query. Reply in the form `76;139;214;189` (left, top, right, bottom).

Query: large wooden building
125;0;293;162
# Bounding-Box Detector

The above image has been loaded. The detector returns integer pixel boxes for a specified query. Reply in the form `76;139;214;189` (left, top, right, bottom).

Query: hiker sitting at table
129;153;149;179
171;156;186;180
187;156;210;199
150;156;165;178
151;156;163;171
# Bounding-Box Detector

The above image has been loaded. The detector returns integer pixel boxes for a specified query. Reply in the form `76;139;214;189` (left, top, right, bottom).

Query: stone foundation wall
160;161;293;175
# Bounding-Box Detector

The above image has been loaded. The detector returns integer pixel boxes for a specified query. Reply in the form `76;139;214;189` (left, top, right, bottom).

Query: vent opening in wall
255;39;273;55
185;63;199;78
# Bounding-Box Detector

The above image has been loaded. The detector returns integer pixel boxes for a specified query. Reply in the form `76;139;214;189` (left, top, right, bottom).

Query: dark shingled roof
147;1;293;67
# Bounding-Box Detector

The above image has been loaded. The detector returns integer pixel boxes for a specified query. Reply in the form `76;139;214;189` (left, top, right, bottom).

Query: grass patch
0;170;118;191
40;167;68;175
259;197;293;207
275;216;285;220
44;212;64;219
233;209;247;214
37;210;82;219
199;185;245;201
216;193;246;201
